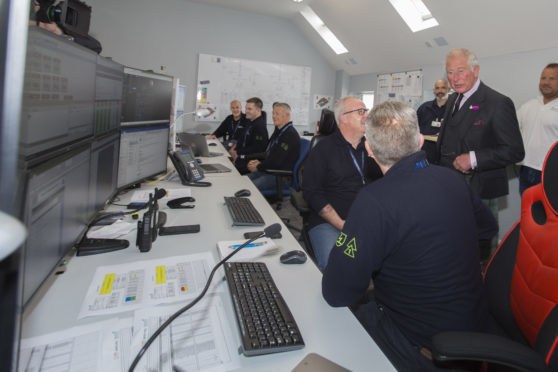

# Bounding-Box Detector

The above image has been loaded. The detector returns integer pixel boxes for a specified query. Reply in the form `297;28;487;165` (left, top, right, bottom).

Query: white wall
349;47;558;241
87;0;336;134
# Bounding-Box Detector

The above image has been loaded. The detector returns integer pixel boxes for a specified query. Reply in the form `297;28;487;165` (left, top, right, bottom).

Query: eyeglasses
343;108;369;116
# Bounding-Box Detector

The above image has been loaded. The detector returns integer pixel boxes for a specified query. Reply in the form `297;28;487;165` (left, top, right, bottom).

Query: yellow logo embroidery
336;233;347;247
281;142;289;151
343;237;357;258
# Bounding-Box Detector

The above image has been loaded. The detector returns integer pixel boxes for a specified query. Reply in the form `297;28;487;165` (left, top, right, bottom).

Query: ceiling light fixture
389;0;439;32
299;6;348;55
292;0;303;3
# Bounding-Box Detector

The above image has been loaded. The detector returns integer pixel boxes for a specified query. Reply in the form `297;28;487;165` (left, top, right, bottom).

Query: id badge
431;120;441;128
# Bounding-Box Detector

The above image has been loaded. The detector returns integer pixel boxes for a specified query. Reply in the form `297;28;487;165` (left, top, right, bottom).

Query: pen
229;242;265;249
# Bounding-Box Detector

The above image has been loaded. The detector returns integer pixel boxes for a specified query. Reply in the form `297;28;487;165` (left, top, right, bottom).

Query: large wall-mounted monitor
121;68;173;126
94;56;123;136
21;145;91;307
117;125;169;189
88;132;120;215
20;27;96;158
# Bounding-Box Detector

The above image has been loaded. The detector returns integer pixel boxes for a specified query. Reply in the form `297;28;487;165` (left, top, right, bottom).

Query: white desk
21;142;394;371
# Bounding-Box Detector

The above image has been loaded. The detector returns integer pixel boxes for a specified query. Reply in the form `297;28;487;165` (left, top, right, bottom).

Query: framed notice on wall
196;54;312;126
375;70;423;109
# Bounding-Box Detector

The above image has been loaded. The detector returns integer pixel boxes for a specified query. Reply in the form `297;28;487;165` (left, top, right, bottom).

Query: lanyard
348;146;366;184
230;118;241;138
241;125;252;147
269;122;292;151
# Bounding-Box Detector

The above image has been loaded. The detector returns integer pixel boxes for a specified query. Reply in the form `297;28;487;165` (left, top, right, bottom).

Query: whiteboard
375;70;423;110
196;54;311;126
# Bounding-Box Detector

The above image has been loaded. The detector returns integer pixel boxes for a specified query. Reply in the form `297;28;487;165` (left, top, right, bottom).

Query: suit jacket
436;81;524;198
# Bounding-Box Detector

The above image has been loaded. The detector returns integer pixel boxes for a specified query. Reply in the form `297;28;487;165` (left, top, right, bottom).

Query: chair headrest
542;141;558;215
319;109;337;136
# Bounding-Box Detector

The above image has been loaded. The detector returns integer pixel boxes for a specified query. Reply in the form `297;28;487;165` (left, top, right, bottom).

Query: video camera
34;0;92;36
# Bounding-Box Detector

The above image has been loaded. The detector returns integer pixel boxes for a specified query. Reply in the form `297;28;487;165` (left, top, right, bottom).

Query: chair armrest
245;152;266;161
432;332;547;372
264;169;293;177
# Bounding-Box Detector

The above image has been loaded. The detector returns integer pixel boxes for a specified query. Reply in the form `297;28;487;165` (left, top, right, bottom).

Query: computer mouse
280;250;307;264
208;143;217;146
234;189;251;197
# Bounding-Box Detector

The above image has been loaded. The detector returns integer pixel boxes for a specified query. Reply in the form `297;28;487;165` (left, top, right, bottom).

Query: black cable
127;232;265;372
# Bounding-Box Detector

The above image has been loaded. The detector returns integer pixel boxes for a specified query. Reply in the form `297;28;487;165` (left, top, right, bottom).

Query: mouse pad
292;353;350;372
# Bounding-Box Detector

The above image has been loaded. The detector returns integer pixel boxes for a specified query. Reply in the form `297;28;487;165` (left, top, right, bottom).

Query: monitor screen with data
121;67;173;126
117;125;169;188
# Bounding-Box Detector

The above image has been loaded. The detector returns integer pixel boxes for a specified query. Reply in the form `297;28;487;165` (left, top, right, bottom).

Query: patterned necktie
452;94;463;117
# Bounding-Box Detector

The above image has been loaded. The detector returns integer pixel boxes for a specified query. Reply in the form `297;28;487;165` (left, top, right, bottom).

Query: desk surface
21;140;394;371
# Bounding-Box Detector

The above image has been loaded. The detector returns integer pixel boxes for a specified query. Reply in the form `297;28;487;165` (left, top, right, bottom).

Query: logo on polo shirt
336;232;357;259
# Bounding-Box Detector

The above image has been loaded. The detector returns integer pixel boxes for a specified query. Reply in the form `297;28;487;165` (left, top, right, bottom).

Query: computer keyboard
224;196;265;226
223;261;305;356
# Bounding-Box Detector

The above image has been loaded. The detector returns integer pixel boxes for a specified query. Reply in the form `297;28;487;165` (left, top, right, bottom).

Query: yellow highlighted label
156;266;166;285
100;274;115;295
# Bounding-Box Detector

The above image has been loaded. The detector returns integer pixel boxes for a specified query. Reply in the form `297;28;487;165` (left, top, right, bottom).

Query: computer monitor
88;132;120;216
94;56;123;136
20;27;96;158
121;67;173;126
21;144;91;308
117;125;169;189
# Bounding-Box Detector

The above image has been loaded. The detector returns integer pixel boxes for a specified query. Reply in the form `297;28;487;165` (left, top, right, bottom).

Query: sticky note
100;273;115;295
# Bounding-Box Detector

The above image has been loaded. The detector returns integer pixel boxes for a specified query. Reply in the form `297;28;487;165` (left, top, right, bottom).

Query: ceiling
187;0;558;75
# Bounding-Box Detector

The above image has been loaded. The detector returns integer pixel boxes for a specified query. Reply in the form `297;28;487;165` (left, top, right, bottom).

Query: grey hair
446;48;479;70
334;96;360;123
273;102;291;114
365;101;420;167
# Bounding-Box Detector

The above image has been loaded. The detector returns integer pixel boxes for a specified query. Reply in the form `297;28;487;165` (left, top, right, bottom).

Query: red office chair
432;141;558;371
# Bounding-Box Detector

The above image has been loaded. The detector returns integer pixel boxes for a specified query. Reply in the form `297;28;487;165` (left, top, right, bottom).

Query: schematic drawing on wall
197;54;311;126
375;70;423;110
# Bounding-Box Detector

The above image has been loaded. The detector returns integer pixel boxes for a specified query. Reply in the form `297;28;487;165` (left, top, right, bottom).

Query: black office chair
431;141;558;372
261;139;311;211
288;108;338;260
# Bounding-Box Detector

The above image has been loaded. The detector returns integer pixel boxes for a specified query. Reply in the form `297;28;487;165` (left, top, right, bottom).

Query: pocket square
472;120;485;126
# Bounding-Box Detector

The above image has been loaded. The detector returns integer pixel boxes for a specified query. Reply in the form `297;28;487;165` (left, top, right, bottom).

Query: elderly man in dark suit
437;48;524;258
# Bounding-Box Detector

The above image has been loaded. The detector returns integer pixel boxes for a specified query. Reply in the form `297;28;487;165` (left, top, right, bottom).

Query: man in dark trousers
416;78;449;162
247;102;300;191
436;48;524;258
323;101;498;371
229;97;269;174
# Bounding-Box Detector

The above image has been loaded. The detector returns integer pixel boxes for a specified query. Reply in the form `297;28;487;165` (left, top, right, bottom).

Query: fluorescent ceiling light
299;6;348;55
389;0;439;32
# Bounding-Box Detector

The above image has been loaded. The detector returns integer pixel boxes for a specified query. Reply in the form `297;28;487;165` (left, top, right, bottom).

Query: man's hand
38;22;63;36
247;160;260;173
229;144;238;162
453;153;472;174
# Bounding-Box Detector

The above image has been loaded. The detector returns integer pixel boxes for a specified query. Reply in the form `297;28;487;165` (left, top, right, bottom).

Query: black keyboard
223;262;305;356
224;196;265;226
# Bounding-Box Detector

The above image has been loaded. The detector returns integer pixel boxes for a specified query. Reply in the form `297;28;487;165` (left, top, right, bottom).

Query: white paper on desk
86;220;136;239
130;296;240;372
130;188;191;203
217;238;277;262
18;318;129;372
78;252;221;319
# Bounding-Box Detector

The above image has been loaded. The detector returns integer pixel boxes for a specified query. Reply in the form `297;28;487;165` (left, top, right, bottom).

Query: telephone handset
169;149;211;187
